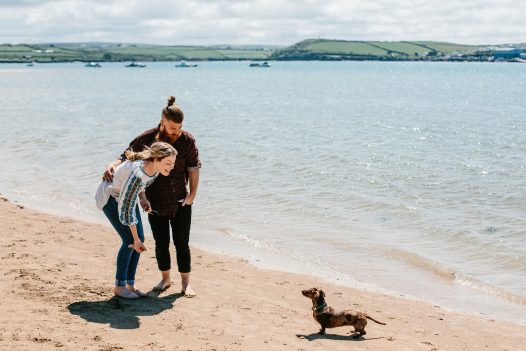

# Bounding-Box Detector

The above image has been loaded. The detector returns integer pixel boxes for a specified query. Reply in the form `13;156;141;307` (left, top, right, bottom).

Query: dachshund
301;287;385;336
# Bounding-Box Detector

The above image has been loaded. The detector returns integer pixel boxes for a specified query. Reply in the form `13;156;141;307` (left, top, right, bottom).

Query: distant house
493;48;523;59
447;53;467;62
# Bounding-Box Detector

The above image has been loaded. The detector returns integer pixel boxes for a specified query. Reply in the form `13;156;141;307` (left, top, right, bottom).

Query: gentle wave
453;273;526;306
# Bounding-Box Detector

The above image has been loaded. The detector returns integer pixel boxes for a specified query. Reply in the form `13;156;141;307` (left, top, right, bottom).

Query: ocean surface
1;61;525;324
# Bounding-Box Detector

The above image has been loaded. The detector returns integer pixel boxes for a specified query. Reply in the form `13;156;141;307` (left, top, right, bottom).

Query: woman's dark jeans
103;196;145;286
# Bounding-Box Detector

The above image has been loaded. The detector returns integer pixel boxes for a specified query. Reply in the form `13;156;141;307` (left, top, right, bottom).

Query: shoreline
1;197;526;350
3;192;526;327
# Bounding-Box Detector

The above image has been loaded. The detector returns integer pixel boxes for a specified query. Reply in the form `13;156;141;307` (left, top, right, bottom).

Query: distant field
408;41;481;54
0;40;512;62
0;44;34;52
217;50;271;59
304;41;388;56
102;46;271;60
272;39;489;60
369;42;430;56
176;49;226;60
98;45;204;55
0;43;273;62
0;45;85;62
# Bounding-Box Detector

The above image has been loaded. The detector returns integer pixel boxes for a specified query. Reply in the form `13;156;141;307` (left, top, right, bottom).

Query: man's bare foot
126;285;148;297
182;285;196;298
114;286;139;299
152;279;172;291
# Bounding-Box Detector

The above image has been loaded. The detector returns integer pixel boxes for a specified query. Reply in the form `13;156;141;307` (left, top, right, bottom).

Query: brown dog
301;287;386;336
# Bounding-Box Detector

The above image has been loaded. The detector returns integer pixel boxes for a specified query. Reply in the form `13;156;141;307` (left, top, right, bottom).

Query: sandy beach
0;197;525;351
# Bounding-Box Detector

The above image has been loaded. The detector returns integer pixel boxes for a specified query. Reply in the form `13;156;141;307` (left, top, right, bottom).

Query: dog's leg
354;319;367;336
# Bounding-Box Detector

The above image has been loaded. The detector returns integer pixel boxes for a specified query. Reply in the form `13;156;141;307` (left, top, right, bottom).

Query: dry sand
1;198;525;351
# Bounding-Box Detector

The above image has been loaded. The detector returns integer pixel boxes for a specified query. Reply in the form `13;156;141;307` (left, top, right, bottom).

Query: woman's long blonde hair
125;141;177;161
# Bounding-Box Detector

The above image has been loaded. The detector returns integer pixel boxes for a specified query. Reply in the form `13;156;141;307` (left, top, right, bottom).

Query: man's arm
183;169;200;206
102;159;123;182
103;131;152;182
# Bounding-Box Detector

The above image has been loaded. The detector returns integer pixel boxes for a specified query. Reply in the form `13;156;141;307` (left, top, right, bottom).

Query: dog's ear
316;289;326;305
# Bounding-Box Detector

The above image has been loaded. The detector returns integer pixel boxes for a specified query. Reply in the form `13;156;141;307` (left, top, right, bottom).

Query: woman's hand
128;240;146;253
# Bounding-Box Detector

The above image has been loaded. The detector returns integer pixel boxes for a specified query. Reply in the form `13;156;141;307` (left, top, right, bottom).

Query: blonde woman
96;142;177;299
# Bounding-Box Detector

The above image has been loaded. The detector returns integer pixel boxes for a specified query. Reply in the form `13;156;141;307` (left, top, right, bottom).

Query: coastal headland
1;39;524;63
1;197;525;350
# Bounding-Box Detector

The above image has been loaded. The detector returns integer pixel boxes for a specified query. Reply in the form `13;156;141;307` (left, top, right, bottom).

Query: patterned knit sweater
95;160;158;225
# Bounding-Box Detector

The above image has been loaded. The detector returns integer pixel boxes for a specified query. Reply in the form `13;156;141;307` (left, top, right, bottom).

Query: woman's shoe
131;289;148;297
114;287;139;299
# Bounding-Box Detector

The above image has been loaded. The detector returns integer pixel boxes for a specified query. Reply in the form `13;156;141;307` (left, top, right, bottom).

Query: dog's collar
312;303;327;311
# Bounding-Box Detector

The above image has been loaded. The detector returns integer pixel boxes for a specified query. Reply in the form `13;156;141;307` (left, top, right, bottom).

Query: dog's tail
365;314;386;325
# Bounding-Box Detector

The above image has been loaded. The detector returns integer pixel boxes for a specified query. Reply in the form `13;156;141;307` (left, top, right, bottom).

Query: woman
96;142;177;299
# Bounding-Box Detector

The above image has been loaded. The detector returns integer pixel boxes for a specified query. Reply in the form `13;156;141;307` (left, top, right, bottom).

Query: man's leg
170;204;194;296
148;214;172;291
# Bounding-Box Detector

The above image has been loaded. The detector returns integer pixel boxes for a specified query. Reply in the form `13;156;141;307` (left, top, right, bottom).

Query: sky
1;0;524;46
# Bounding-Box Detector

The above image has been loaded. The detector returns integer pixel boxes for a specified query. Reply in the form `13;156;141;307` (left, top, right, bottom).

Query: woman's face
155;155;176;176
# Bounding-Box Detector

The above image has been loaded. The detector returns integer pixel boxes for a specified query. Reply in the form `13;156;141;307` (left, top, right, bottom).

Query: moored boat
125;62;146;68
249;61;271;67
175;60;198;68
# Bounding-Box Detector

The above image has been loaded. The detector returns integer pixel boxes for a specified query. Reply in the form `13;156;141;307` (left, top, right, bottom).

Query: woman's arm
128;224;146;253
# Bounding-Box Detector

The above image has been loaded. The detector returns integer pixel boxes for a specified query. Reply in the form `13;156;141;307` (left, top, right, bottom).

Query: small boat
85;62;101;68
125;62;146;68
26;61;35;66
249;61;271;67
175;60;198;68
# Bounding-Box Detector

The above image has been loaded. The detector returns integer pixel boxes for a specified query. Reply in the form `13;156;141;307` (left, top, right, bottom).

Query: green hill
270;39;486;60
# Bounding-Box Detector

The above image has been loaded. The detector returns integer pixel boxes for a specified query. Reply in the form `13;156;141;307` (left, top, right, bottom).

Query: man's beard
157;127;179;144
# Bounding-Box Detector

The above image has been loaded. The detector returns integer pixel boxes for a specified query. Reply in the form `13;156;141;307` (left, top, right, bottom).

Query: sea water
1;61;525;324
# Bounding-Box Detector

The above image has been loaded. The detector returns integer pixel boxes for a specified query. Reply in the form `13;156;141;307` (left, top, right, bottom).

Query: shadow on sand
296;333;385;342
68;291;182;329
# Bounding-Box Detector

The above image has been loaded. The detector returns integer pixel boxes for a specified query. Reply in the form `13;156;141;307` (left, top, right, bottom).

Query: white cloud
0;0;525;45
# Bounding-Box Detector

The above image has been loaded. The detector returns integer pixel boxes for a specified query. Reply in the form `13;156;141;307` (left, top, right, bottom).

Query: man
103;96;200;297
